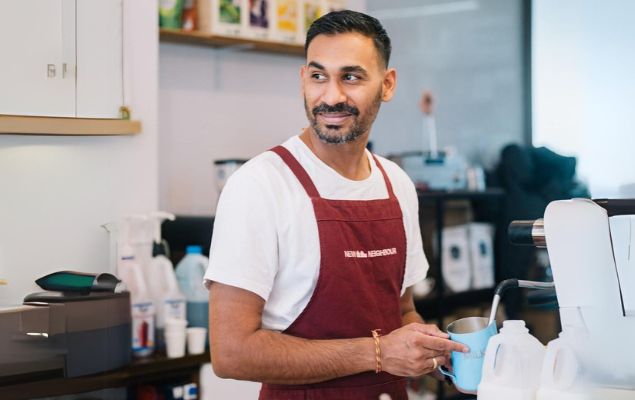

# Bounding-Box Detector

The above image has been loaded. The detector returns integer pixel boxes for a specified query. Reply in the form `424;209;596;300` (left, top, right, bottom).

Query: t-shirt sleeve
204;166;278;301
399;172;429;294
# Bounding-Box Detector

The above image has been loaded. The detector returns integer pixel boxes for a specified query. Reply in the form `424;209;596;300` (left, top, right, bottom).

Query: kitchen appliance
397;90;469;191
508;198;635;397
0;271;131;382
399;150;468;191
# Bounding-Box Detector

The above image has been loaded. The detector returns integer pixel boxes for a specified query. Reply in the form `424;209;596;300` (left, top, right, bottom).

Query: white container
439;225;471;293
187;327;208;355
469;223;495;289
537;332;591;400
145;212;187;348
478;320;545;400
166;330;187;358
148;253;186;328
118;244;156;357
175;246;210;329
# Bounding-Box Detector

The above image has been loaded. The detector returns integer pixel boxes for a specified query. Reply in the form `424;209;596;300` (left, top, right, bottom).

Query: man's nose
321;80;347;106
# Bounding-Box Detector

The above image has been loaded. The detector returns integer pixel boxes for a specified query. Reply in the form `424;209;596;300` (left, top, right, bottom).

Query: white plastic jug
478;320;545;400
537;331;591;400
175;245;209;329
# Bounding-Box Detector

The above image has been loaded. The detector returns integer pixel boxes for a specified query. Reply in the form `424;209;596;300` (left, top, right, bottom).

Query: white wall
159;45;306;215
533;0;635;197
367;0;526;167
0;0;159;305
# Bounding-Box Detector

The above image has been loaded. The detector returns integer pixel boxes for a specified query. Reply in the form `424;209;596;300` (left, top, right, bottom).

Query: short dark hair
305;10;392;68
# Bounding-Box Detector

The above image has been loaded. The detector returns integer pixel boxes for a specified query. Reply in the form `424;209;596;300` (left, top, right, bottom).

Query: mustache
312;103;360;117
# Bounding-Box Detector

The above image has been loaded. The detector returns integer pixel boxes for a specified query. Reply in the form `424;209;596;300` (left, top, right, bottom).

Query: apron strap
270;146;321;198
371;154;397;200
271;146;397;200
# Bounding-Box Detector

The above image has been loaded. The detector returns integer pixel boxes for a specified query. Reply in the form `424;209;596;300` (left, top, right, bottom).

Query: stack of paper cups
165;318;187;358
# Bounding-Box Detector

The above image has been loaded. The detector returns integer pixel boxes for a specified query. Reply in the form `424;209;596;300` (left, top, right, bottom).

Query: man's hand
380;323;468;377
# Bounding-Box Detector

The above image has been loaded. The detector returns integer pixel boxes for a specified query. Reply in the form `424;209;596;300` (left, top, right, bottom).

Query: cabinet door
76;0;124;119
0;0;76;117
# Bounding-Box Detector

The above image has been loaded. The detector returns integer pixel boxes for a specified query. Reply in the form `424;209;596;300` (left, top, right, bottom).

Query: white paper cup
165;331;186;358
187;327;207;355
165;318;187;334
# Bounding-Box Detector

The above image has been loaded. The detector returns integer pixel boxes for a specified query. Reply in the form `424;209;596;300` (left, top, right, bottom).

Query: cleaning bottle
175;245;209;329
115;217;156;358
146;212;186;350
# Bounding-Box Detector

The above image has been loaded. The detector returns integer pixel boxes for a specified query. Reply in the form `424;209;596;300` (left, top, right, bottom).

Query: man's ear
300;64;307;96
381;68;397;102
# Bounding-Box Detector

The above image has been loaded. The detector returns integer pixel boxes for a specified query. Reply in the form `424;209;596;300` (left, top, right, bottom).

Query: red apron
259;146;408;400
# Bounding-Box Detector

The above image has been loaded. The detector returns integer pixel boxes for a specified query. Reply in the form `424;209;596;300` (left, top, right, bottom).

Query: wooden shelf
160;28;305;56
0;115;141;136
0;352;209;399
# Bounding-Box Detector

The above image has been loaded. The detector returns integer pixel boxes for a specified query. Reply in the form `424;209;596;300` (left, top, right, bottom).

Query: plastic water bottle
478;320;545;400
175;245;209;329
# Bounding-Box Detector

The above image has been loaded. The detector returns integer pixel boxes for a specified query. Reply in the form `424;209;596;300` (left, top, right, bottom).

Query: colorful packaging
245;0;271;39
211;0;243;36
160;0;185;28
273;0;300;43
302;0;323;34
181;0;198;31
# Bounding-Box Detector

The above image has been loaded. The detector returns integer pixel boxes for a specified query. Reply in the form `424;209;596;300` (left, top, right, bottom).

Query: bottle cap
186;245;203;255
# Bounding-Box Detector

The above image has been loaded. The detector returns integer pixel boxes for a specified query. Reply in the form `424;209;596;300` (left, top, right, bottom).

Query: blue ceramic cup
439;316;498;394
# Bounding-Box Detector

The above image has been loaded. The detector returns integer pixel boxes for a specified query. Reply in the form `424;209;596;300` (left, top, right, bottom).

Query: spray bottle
104;216;156;358
146;212;186;349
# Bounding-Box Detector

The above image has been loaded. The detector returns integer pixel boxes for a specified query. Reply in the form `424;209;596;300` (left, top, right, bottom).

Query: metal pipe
508;219;546;248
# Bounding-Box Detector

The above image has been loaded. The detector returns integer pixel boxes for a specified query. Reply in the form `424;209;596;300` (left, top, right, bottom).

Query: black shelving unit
414;189;505;399
0;352;210;399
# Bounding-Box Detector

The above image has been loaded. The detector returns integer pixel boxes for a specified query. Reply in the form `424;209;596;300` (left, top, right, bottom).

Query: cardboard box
469;222;495;289
440;224;471;293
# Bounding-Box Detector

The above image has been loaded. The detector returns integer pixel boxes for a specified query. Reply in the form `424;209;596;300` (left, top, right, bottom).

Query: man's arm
400;287;425;325
209;282;468;384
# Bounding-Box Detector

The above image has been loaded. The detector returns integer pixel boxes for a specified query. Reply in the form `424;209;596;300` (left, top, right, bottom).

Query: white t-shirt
204;136;429;331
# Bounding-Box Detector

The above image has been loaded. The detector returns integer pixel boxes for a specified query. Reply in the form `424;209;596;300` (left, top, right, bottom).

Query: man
205;10;468;400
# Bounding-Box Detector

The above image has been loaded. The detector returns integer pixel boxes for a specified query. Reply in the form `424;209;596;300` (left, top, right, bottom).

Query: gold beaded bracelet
371;329;382;374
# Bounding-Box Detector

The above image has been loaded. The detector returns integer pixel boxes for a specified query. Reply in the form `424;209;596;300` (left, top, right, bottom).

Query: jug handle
492;343;521;381
543;345;578;389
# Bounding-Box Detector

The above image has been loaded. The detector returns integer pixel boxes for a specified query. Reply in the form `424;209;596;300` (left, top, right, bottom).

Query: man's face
301;32;396;145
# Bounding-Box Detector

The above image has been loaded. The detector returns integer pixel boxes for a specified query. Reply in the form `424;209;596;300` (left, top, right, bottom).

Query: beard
304;90;382;145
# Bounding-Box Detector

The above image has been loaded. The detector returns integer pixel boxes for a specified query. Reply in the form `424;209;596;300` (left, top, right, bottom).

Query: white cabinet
0;0;124;119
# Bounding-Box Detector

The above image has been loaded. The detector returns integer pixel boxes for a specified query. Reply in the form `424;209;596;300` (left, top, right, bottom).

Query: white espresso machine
509;198;635;398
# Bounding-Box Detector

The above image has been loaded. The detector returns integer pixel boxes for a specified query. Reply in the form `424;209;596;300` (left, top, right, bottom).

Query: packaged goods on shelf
244;0;272;40
182;0;198;31
440;225;472;293
468;222;495;289
160;0;185;28
211;0;244;37
272;0;301;43
301;0;324;37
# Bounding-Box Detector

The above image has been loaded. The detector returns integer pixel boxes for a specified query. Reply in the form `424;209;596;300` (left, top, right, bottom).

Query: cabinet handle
47;64;56;78
62;63;68;78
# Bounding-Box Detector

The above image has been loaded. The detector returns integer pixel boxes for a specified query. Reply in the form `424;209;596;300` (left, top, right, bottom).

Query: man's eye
311;73;327;81
343;74;361;82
